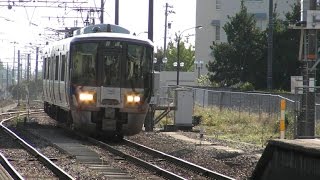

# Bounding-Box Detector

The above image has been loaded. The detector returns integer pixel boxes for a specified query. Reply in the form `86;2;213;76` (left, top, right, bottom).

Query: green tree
153;48;165;71
154;33;196;72
208;0;265;88
8;79;43;100
269;2;301;90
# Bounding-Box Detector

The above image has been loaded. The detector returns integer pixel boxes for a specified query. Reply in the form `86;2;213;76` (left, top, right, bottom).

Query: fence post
203;89;205;107
239;93;241;119
259;95;262;122
229;92;232;110
280;99;286;139
268;95;271;120
219;92;222;112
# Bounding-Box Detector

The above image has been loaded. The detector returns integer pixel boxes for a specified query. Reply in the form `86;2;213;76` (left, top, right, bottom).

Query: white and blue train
42;24;154;138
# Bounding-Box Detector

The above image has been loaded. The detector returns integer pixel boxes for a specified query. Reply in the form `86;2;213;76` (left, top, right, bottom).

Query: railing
192;88;297;120
154;86;320;139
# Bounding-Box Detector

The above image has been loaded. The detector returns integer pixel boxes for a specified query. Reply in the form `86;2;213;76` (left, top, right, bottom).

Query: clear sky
0;0;196;69
110;0;197;49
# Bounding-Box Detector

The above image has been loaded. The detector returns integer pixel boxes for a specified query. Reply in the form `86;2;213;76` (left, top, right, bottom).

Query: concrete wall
153;71;195;106
158;71;196;87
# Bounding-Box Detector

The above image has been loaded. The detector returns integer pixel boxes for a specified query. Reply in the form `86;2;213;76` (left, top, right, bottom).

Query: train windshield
71;42;98;86
125;44;151;87
71;40;152;88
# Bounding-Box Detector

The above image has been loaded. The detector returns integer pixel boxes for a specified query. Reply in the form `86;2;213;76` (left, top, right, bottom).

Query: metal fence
193;87;320;138
155;87;293;123
155;86;320;138
156;86;297;117
193;88;297;120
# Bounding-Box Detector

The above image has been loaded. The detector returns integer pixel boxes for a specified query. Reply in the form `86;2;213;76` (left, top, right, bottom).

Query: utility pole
6;62;8;99
163;3;174;60
6;63;8;90
148;0;153;41
115;0;119;25
17;50;20;106
27;54;30;82
164;3;169;59
267;0;273;89
12;45;15;85
145;0;154;133
100;0;104;24
35;47;39;81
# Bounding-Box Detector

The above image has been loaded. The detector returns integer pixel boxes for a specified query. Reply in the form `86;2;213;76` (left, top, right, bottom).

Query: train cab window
55;55;59;80
127;44;146;80
71;43;98;85
103;54;120;86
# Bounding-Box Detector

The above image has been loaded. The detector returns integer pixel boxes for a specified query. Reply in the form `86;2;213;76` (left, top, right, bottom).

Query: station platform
252;139;320;180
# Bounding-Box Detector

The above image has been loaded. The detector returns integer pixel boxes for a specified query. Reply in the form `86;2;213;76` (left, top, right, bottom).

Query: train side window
50;57;54;80
43;58;47;79
61;55;66;81
47;58;50;79
127;45;144;79
71;43;97;85
55;55;59;80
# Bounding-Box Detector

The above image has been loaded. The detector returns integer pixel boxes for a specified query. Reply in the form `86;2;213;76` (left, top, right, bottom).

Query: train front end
69;33;153;137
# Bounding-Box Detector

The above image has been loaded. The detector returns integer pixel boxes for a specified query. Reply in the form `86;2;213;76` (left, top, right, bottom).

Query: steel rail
0;113;75;180
124;139;235;180
87;137;187;180
0;152;23;180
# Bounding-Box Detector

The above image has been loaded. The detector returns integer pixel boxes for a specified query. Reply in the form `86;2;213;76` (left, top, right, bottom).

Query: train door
43;57;47;101
59;54;67;108
53;55;60;105
99;47;122;105
65;52;70;107
48;56;53;103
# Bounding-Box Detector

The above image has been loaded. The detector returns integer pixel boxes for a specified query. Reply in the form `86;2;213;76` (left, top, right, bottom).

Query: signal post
291;0;318;138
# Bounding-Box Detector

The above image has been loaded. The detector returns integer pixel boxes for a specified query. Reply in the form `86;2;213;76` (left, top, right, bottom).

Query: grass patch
192;105;296;146
154;104;313;146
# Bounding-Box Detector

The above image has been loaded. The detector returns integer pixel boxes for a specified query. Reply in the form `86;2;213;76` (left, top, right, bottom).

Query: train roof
45;32;154;49
71;32;154;46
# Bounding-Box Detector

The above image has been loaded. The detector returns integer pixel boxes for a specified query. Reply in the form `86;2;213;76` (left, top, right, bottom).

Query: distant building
195;0;298;76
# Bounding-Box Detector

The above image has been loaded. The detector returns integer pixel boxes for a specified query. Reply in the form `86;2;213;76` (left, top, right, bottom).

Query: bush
239;82;254;91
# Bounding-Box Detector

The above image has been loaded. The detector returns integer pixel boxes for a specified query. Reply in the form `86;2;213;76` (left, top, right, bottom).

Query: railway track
0;152;20;180
0;110;74;180
0;102;241;179
87;137;235;180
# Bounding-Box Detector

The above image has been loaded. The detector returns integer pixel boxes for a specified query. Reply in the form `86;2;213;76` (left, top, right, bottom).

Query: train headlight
134;96;140;103
126;94;141;103
79;92;94;102
127;95;134;102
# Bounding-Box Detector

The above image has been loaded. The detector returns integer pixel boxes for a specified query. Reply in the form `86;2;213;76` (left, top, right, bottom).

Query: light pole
195;60;203;78
161;57;167;71
174;62;184;83
173;62;184;68
153;57;168;71
177;26;202;85
134;31;148;36
176;25;202;85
